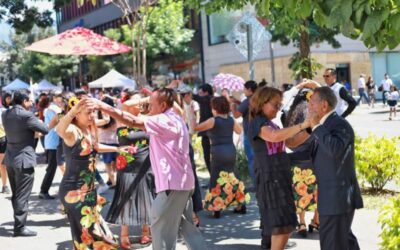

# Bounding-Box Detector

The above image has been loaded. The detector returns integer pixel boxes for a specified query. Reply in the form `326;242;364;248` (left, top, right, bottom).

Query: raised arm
258;120;309;143
191;117;215;133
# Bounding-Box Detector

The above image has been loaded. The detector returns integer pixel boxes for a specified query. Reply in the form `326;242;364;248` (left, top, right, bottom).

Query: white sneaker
97;184;109;194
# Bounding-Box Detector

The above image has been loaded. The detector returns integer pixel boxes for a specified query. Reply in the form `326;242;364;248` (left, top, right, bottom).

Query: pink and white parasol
24;27;131;55
212;73;245;91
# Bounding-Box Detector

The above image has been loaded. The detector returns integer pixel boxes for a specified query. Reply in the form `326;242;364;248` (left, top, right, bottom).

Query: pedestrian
293;86;363;250
248;86;310;250
0;92;12;194
106;94;155;249
356;74;370;106
386;85;399;120
57;97;125;249
305;68;357;118
191;96;246;218
380;73;393;106
39;90;64;200
231;80;258;190
366;76;376;108
2;89;49;237
94;87;206;250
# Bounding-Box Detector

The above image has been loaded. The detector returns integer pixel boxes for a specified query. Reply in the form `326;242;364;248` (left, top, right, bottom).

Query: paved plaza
0;104;396;250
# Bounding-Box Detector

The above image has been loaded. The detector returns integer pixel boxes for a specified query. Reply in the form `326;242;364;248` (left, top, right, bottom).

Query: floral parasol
211;73;245;92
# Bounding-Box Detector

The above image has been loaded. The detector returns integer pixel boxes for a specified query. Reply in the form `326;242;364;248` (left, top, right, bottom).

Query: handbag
378;85;383;92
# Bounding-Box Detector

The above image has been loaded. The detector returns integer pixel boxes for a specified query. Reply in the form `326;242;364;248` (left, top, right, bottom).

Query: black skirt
255;152;297;235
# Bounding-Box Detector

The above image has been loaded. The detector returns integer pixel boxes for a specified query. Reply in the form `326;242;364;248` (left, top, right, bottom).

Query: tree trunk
131;24;137;79
299;20;311;79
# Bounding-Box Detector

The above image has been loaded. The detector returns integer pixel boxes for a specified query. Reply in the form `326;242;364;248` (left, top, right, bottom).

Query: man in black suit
2;90;49;237
307;86;364;250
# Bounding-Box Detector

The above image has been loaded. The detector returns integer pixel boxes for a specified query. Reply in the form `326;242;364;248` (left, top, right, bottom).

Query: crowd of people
0;67;366;250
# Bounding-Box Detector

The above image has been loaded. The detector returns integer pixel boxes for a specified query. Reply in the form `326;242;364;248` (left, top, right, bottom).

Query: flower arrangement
203;171;251;211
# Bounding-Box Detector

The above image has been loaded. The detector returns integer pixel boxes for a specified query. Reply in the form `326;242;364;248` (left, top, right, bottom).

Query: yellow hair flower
306;91;314;102
68;96;80;109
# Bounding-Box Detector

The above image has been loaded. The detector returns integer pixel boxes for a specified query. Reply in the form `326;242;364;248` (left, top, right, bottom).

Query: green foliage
185;0;400;51
378;194;400;250
288;52;323;79
89;0;194;76
0;27;78;84
355;134;400;191
0;0;53;33
236;148;251;184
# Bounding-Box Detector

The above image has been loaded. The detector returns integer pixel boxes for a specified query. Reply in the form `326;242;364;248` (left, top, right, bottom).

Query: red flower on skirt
116;155;127;170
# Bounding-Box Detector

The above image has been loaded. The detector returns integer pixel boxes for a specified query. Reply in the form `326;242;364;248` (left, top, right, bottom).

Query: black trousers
189;144;202;213
319;210;360;250
201;135;211;174
40;149;57;194
6;166;35;229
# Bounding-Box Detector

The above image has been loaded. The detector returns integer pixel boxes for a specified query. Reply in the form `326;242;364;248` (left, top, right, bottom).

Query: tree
0;27;79;84
0;0;53;33
185;0;400;78
88;0;194;79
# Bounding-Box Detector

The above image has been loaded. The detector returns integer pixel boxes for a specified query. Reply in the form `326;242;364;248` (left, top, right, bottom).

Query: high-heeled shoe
297;223;307;238
308;219;320;233
233;205;247;214
213;211;221;218
120;235;131;250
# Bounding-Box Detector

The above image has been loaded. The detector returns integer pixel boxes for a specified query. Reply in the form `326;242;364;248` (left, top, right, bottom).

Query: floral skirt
292;166;318;213
203;171;250;211
60;187;118;250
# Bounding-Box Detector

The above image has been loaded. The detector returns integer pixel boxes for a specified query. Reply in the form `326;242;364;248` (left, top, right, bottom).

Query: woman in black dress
57;98;131;250
191;97;247;218
248;86;310;250
106;99;155;250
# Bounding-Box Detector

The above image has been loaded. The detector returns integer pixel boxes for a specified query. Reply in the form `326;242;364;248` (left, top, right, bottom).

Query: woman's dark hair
74;88;88;99
199;84;213;96
211;96;230;115
97;96;116;129
2;91;12;108
154;87;176;108
244;80;258;92
12;90;30;106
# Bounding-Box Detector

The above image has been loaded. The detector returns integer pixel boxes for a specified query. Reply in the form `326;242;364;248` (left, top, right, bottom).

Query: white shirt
312;110;335;131
381;78;393;91
183;100;199;134
357;77;366;89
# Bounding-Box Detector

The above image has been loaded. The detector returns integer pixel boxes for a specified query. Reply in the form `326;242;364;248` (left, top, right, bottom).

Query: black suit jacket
311;112;363;215
2;105;49;169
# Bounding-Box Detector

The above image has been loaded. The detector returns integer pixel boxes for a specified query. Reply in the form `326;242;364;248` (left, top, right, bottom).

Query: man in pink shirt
93;88;205;250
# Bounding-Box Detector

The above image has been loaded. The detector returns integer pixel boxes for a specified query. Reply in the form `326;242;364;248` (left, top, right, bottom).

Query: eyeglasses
266;101;283;110
323;75;331;78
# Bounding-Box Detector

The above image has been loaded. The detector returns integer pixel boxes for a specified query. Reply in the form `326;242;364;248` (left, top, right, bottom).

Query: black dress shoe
14;227;37;237
39;193;55;200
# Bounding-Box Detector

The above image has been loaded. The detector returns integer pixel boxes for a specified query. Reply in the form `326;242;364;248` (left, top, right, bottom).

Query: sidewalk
0;162;381;250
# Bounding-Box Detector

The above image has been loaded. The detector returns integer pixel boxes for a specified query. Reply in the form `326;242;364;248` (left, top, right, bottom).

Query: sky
0;1;55;43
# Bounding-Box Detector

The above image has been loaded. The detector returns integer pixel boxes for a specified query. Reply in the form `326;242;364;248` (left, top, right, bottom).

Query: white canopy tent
88;69;136;89
3;78;30;91
34;79;61;92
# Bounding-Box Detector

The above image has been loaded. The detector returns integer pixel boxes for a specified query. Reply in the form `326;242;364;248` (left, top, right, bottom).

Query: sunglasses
323;75;331;78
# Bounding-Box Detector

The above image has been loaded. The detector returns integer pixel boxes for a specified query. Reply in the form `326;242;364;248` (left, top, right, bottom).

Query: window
207;11;242;45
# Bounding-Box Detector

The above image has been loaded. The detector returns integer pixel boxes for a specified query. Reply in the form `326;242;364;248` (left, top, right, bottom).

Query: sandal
120;235;131;250
140;235;152;245
297;223;307;238
308;219;320;233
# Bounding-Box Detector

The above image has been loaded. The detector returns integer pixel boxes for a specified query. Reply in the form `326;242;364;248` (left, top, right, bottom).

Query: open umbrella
24;27;131;85
25;27;131;55
211;73;245;92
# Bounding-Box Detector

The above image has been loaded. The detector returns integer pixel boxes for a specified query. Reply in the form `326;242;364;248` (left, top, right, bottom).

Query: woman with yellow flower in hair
191;96;247;219
56;95;134;250
283;87;319;239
